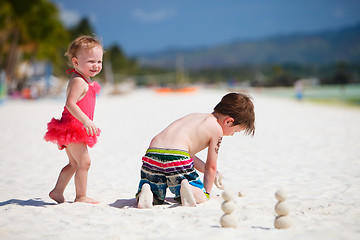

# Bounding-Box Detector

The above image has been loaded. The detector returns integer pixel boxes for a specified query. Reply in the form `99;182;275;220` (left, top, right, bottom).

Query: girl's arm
65;77;98;136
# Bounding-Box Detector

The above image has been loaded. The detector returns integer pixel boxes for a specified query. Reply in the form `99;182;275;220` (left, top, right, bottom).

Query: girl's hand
84;120;99;136
214;171;225;190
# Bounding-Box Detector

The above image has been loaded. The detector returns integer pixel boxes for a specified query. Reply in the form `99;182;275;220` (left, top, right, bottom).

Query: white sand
1;88;360;240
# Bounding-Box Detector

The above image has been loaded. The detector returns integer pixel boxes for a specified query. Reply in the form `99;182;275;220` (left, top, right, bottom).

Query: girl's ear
72;57;78;67
224;117;234;126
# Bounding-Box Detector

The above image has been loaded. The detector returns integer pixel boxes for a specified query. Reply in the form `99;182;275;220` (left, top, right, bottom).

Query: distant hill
137;23;360;70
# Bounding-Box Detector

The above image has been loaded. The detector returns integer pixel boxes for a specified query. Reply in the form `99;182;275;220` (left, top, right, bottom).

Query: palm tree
0;0;69;90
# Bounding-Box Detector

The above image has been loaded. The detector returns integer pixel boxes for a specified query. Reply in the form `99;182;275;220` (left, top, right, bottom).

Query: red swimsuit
44;70;101;149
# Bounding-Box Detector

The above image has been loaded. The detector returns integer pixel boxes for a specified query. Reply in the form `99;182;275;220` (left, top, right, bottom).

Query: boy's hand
214;171;225;190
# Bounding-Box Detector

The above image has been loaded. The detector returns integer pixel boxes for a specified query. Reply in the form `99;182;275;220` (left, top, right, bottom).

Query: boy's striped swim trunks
137;148;205;203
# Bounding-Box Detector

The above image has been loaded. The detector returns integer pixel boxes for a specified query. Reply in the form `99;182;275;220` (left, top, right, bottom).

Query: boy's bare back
149;113;223;156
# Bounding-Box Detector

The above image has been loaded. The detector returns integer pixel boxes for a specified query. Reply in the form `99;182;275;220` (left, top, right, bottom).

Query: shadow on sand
0;198;56;207
251;226;272;230
109;197;180;209
109;198;138;209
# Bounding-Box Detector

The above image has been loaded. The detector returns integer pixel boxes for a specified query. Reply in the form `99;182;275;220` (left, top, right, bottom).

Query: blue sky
51;0;360;55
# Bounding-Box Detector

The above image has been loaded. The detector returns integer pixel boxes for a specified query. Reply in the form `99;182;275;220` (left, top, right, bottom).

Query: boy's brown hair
65;35;103;66
213;92;255;136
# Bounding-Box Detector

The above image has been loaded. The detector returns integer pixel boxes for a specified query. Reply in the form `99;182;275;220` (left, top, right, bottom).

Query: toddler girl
44;35;103;204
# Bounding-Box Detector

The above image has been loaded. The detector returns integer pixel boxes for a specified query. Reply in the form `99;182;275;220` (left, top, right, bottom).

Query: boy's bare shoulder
173;113;222;136
186;113;217;123
197;113;223;135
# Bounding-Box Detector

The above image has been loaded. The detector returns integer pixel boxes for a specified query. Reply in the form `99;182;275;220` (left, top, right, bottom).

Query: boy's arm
193;155;225;190
193;155;205;173
203;135;223;194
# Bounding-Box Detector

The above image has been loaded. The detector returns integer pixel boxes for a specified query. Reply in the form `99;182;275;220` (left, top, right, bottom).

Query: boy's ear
224;117;234;125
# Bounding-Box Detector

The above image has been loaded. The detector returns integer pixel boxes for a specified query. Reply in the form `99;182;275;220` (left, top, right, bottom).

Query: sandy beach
1;88;359;240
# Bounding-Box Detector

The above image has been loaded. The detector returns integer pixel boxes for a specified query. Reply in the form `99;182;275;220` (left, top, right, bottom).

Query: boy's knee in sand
136;179;209;208
137;183;154;209
180;179;209;207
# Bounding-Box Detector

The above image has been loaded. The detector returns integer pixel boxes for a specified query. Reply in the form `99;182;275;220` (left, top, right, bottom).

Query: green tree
0;1;12;68
106;44;138;78
0;0;68;89
69;17;94;40
107;45;128;73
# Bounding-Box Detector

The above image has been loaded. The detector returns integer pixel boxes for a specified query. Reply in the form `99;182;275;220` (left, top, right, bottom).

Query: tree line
0;0;137;93
186;62;360;87
1;0;358;94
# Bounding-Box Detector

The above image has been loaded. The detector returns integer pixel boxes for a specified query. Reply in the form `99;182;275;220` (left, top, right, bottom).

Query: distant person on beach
136;92;255;208
44;35;103;204
294;80;304;101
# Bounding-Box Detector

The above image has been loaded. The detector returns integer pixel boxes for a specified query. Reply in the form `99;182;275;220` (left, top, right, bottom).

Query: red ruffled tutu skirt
44;114;101;149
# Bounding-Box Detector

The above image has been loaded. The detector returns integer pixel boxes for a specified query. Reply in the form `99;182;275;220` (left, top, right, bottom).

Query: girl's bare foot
180;180;196;207
137;183;153;209
74;196;99;204
49;190;65;204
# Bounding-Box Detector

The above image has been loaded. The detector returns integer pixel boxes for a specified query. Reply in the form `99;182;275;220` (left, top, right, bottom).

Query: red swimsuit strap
66;69;90;84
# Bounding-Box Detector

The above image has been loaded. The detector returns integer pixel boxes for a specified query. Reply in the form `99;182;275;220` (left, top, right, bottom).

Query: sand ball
220;213;238;228
275;201;290;216
274;216;292;229
221;200;236;214
222;189;235;201
238;191;245;197
275;189;288;202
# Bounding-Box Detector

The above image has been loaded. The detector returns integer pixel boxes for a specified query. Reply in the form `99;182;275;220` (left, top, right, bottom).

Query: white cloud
54;3;81;27
132;9;177;23
55;3;97;28
61;9;82;27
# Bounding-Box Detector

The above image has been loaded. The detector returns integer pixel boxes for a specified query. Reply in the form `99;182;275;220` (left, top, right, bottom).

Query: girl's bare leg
49;148;78;203
66;143;99;204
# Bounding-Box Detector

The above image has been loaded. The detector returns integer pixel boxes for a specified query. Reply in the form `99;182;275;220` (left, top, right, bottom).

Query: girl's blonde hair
65;35;103;66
